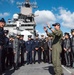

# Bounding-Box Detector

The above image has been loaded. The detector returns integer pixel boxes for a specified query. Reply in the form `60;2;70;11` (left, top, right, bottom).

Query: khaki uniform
47;29;63;75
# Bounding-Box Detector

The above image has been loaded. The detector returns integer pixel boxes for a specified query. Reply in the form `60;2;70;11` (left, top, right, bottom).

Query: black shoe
15;67;19;70
21;63;25;66
14;65;19;70
66;64;70;67
27;63;29;65
61;73;64;75
30;62;32;64
38;62;40;64
34;62;35;64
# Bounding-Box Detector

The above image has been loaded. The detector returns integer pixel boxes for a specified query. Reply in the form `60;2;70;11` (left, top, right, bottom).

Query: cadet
33;34;41;64
48;36;53;64
0;18;6;74
25;35;33;65
42;37;49;63
71;29;74;68
13;34;20;70
8;35;14;68
63;33;71;67
44;23;63;75
19;35;26;65
61;36;66;65
40;34;45;62
2;30;9;70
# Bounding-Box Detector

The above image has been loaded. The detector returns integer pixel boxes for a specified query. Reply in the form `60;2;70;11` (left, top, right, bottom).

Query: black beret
0;18;6;23
52;23;60;26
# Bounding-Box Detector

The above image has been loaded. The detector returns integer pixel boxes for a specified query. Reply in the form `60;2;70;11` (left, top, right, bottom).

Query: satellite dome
13;14;19;19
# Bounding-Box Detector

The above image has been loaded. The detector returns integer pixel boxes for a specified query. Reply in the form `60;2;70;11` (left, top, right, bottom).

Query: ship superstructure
4;0;38;39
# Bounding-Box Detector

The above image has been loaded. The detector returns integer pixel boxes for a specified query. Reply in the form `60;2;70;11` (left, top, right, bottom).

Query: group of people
0;18;74;75
1;30;53;71
61;30;74;68
0;18;53;75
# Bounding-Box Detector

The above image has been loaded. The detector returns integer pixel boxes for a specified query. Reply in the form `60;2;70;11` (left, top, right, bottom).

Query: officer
2;30;9;70
0;18;6;74
63;32;71;67
19;35;26;65
25;35;33;65
44;23;63;75
33;34;41;64
13;33;21;70
48;36;53;64
61;36;65;65
40;34;45;62
71;29;74;68
42;37;49;63
8;35;14;68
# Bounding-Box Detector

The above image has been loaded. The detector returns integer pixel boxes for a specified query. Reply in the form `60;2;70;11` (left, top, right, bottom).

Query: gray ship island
4;0;38;41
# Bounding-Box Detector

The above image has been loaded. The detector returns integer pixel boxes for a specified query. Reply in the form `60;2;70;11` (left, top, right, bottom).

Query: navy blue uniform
2;36;9;70
0;18;6;74
39;38;45;62
71;36;74;67
26;39;33;64
61;38;66;65
0;28;5;74
19;39;26;65
7;39;14;67
33;39;41;63
0;28;5;45
42;39;49;63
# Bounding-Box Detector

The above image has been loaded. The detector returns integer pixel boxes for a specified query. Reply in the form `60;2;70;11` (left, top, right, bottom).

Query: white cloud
34;10;56;25
58;7;74;28
0;12;10;17
34;8;74;29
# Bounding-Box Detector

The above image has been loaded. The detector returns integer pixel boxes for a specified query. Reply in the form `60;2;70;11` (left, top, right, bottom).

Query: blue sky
0;0;74;34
